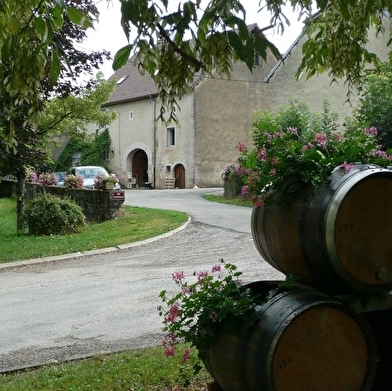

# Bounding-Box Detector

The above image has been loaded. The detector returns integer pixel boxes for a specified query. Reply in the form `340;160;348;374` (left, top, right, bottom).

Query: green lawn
0;198;188;263
0;345;212;390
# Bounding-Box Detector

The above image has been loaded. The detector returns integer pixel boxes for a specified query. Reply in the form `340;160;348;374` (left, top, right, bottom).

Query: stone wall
0;179;16;198
0;179;124;223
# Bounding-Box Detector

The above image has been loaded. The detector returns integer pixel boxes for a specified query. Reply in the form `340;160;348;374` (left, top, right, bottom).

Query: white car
59;166;110;189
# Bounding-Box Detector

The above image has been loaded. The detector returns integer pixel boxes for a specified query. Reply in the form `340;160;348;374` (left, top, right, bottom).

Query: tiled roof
104;55;158;106
104;23;283;106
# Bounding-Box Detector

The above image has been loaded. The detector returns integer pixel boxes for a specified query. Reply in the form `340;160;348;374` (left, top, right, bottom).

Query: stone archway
132;149;149;187
174;164;185;189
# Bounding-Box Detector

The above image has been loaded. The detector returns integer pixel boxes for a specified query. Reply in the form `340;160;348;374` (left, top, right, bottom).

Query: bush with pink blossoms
38;172;58;186
26;169;38;183
158;260;266;373
238;100;392;206
64;174;84;189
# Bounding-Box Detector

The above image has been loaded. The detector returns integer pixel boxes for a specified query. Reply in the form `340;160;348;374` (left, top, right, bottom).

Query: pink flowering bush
64;174;84;189
38;172;58;186
158;260;262;370
238;100;392;206
26;169;38;183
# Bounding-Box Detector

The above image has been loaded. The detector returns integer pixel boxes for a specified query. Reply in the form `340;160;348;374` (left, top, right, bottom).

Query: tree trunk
16;172;26;234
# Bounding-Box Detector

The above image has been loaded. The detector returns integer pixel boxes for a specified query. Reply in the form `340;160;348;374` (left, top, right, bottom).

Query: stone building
91;22;390;189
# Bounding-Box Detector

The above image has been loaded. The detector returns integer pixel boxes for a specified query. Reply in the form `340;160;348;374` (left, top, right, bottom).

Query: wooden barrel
251;164;392;293
203;282;377;391
362;308;392;390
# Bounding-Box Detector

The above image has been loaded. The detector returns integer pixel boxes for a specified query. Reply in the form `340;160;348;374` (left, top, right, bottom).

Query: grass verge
202;193;253;208
0;345;212;390
0;198;188;263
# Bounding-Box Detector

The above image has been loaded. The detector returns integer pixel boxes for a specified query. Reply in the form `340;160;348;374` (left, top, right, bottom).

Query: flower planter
203;281;377;391
103;182;114;190
251;164;392;294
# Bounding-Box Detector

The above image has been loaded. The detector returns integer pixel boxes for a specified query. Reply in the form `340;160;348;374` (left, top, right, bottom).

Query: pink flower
197;270;208;281
172;271;185;284
164;304;179;322
209;311;218;323
164;345;175;357
182;286;193;295
365;126;378;136
371;149;390;159
237;141;246;152
315;132;328;148
235;165;244;174
182;348;191;363
253;197;264;208
270;168;277;175
211;264;221;273
301;142;313;151
163;332;177;346
258;147;267;162
340;161;354;174
334;133;344;142
286;127;298;134
241;185;249;196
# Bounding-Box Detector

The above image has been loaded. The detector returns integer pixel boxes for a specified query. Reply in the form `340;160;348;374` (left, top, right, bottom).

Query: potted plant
238;117;392;207
159;261;263;358
158;261;376;391
238;101;392;294
158;260;270;385
94;174;119;190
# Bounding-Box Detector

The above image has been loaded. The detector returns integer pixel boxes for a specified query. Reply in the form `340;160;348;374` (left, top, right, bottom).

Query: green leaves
298;0;392;94
239;98;392;206
159;260;262;360
113;44;133;70
115;0;274;122
66;6;92;29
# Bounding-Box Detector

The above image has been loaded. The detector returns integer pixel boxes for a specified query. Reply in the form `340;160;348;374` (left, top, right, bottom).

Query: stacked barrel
206;165;392;391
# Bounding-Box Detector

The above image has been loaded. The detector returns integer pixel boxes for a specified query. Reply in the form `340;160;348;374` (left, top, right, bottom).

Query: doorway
174;164;185;189
132;150;149;187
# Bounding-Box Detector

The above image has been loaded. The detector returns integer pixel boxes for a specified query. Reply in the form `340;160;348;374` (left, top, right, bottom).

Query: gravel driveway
0;188;283;372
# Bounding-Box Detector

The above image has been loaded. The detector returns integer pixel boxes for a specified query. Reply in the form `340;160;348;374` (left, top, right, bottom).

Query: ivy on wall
55;129;111;171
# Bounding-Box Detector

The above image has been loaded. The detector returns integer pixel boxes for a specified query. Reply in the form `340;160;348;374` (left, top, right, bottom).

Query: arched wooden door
174;164;185;189
132;150;148;187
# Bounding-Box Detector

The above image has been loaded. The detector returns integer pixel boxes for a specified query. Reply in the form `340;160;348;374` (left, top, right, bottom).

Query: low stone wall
0;179;16;198
0;179;124;223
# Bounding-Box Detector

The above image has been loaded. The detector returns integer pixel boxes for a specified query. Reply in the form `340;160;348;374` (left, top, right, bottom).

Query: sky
81;0;306;79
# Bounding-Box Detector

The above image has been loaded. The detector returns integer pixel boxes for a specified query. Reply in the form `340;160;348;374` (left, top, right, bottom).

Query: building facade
93;23;390;189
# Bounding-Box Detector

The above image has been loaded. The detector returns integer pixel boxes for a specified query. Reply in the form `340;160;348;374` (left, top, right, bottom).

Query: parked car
55;171;67;183
58;166;110;189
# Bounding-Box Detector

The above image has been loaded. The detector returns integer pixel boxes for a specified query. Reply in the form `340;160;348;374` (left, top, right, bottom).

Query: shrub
64;174;84;189
24;194;86;235
221;164;245;198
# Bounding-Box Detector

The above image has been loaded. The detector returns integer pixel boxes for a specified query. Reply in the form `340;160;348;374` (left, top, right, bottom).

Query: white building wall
155;94;196;188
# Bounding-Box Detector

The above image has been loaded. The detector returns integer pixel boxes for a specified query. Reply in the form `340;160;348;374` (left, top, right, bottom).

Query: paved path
0;188;283;372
